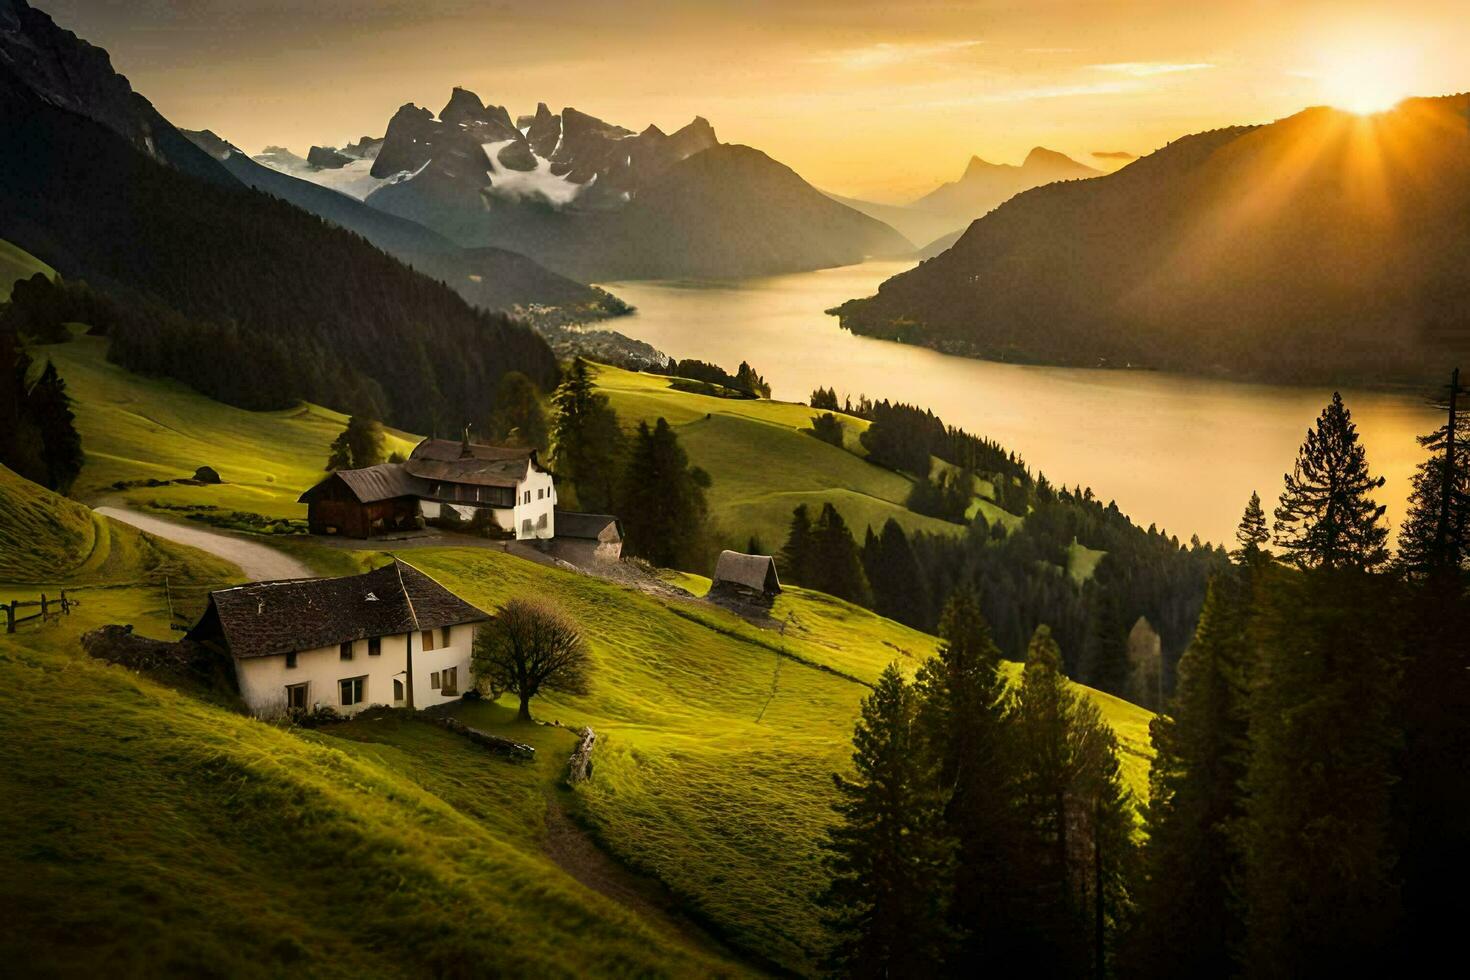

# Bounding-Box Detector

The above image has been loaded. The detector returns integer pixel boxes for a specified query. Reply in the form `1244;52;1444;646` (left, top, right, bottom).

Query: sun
1315;45;1416;115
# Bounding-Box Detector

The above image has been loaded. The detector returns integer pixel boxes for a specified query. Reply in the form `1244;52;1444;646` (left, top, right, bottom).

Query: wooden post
39;593;48;621
5;601;14;634
60;590;69;615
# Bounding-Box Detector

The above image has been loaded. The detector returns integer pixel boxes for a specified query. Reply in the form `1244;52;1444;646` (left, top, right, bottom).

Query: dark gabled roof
188;559;489;660
405;438;540;488
403;455;530;488
298;463;430;504
555;511;622;541
410;438;532;464
712;551;782;593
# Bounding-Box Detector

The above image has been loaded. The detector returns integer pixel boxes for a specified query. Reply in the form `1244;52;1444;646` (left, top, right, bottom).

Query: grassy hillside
593;365;981;551
405;548;1154;973
0;463;238;591
38;334;416;517
0;615;744;977
0;236;54;300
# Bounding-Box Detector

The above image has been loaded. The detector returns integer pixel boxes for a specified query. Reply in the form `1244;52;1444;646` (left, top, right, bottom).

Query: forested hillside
836;98;1470;384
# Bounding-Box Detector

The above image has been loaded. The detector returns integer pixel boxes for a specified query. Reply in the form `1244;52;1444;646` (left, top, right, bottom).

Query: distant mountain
914;228;963;260
834;98;1470;384
819;191;956;252
267;88;909;280
184;128;623;319
910;148;1100;227
0;0;556;432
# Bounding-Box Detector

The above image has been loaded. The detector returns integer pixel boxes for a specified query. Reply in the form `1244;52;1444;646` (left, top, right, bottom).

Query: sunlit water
600;260;1443;547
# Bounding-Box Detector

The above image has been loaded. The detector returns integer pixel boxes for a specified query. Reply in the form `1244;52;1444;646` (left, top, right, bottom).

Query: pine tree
809;502;872;605
1132;571;1254;978
1085;587;1130;698
1272;392;1388;570
863;518;930;627
551;359;625;513
1397;370;1469;578
822;663;953;977
618;418;710;570
1242;567;1402;976
1011;625;1137;976
913;589;1015;967
1232;490;1270;565
23;360;82;494
781;504;814;585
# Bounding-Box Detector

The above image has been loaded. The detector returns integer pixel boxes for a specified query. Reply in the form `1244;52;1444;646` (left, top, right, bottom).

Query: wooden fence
4;590;79;633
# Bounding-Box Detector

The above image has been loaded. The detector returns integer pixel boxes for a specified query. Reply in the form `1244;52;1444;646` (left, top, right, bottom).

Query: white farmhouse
186;559;490;717
299;437;557;540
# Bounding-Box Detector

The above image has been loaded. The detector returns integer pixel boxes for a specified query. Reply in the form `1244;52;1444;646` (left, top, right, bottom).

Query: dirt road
96;506;313;581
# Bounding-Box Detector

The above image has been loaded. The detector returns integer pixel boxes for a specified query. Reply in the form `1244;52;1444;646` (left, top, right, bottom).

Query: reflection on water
601;261;1442;546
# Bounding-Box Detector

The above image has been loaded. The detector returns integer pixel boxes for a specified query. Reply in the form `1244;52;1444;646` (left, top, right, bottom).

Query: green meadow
594;364;983;550
35;334;416;517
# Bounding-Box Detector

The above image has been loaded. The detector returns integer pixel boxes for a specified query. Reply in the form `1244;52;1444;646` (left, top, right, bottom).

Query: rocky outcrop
307;145;354;169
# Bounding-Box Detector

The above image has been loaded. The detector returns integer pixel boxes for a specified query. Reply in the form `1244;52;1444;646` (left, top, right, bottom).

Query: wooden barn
298;463;428;538
709;551;782;605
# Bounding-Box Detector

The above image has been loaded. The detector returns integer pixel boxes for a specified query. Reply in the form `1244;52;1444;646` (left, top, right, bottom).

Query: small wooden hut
709;551;782;605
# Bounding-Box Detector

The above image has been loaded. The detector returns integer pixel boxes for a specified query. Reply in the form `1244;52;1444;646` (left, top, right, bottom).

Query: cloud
814;39;984;70
975;81;1140;104
1091;61;1215;77
1092;150;1136;160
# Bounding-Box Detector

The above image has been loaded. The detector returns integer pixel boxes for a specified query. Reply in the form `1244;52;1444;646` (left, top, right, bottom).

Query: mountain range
830;147;1100;253
834;97;1470;384
265;89;911;280
0;0;556;432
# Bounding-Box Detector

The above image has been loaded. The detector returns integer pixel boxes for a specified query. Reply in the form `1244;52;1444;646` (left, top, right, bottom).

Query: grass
0;237;54;300
0;632;743;977
402;549;1156;974
0;464;240;613
0;469;744;977
35;333;417;518
594;364;973;551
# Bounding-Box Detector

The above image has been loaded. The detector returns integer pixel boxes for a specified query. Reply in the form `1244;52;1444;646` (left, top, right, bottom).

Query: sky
39;0;1470;201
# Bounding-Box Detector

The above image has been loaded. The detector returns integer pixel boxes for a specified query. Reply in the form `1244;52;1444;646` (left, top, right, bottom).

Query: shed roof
187;559;489;660
555;511;622;541
712;551;781;594
297;464;430;504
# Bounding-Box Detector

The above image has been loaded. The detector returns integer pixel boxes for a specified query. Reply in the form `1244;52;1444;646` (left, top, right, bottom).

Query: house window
339;641;353;660
368;636;381;656
339;676;365;706
285;652;298;669
430;670;441;690
440;626;451;648
523;489;531;504
421;629;435;651
440;666;459;696
393;678;405;703
285;682;308;710
537;488;544;499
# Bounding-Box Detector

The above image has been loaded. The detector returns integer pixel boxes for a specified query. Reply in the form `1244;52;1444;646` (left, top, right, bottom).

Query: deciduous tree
472;598;591;721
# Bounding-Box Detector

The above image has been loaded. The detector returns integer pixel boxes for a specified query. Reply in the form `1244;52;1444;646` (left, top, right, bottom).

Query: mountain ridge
834;98;1470;384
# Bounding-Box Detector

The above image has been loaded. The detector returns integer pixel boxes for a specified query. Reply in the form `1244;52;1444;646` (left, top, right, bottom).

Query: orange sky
40;0;1470;201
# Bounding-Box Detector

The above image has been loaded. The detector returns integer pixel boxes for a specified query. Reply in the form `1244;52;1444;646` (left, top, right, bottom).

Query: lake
601;260;1443;547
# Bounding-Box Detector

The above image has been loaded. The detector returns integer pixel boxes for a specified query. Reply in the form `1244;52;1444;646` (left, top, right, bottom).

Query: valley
3;0;1467;975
